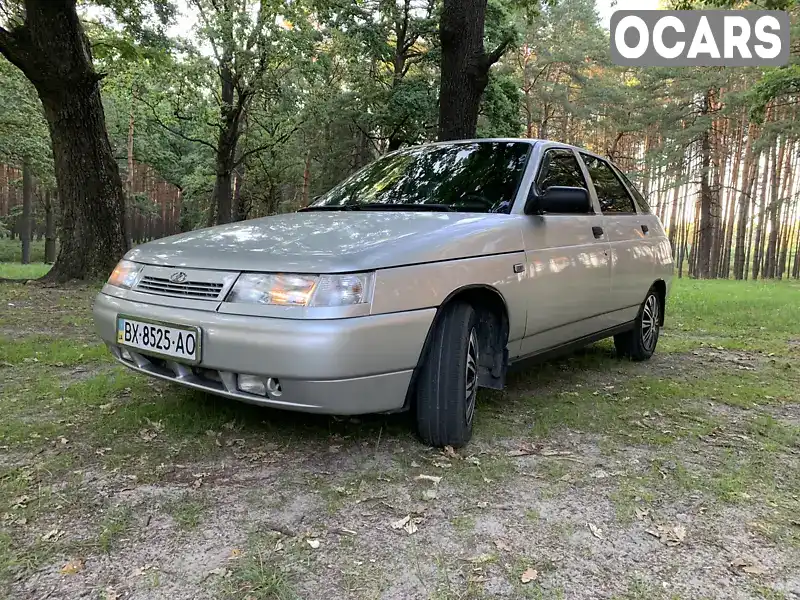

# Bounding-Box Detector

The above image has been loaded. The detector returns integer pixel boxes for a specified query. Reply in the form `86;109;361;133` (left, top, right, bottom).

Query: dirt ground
1;281;798;600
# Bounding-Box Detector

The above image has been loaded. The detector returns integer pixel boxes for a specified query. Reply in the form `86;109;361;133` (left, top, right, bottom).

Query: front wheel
614;288;661;361
415;302;480;448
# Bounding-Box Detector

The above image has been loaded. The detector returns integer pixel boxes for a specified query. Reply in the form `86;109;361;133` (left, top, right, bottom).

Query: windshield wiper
359;203;455;212
299;205;361;212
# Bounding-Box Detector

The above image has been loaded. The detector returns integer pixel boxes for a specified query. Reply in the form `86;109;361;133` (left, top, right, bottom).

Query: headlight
226;272;374;307
107;260;143;289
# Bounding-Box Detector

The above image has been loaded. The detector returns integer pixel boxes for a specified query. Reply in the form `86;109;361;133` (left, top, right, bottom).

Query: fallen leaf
494;539;511;552
403;520;418;535
646;524;687;546
144;418;164;432
138;429;157;442
731;557;767;575
391;515;411;530
414;474;442;486
670;524;687;545
467;553;494;564
229;548;242;559
104;587;121;600
422;489;438;501
306;539;320;549
587;522;603;539
42;528;65;542
520;568;538;583
60;559;84;575
442;445;458;459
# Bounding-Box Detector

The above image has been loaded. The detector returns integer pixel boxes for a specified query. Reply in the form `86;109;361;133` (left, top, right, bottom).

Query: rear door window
536;148;588;190
580;154;638;214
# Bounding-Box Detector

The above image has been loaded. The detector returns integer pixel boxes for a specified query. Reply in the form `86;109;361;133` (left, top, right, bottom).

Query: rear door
579;153;653;315
517;146;612;355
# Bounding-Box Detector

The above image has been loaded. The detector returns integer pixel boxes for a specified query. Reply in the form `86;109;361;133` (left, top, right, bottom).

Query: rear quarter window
616;168;652;214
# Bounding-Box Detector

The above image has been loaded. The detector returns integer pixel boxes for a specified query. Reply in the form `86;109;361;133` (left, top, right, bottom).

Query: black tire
416;302;480;448
614;287;661;361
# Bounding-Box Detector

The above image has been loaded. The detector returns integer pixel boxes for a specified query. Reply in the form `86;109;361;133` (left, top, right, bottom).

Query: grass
0;239;53;279
218;537;298;600
665;278;800;355
0;262;51;279
0;276;798;597
163;494;208;530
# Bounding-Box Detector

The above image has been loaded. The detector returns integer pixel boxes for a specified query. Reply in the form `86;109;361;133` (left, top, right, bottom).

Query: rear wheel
614;288;661;361
416;302;480;448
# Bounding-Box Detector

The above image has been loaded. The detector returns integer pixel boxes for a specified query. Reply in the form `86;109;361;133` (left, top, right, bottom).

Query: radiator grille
136;275;224;300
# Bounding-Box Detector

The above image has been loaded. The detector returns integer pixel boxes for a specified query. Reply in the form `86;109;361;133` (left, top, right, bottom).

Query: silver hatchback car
94;139;673;447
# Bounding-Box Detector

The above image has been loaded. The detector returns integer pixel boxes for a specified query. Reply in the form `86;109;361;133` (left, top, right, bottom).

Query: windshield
309;141;531;213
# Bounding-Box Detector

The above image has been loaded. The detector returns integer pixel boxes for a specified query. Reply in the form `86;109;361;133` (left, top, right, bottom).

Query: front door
518;147;612;356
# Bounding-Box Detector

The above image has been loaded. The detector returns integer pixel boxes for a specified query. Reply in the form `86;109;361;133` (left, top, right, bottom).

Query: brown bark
667;165;682;254
764;136;787;278
301;149;312;207
695;91;715;279
438;0;510;140
0;0;128;281
733;142;759;280
44;189;56;263
719;119;744;277
21;161;32;264
752;146;772;280
126;101;135;247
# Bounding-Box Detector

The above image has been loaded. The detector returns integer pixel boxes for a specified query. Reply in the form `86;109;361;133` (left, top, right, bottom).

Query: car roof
419;138;609;162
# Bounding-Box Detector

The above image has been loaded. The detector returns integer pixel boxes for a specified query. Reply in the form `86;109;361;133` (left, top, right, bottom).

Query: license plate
116;315;200;363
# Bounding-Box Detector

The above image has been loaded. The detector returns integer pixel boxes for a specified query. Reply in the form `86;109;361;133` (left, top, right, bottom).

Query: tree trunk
301;149;312;207
126;101;135;247
752;146;772;280
764;136;786;278
667;165;682;253
211;61;241;225
233;163;247;221
0;0;128;281
438;0;508;140
44;189;56;263
21;161;32;264
733;145;759;280
695;92;715;279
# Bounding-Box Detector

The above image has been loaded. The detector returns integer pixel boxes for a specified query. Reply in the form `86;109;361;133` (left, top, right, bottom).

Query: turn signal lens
311;273;374;307
107;260;143;289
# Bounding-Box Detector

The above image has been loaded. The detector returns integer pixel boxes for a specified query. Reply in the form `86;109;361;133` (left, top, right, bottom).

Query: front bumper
93;292;435;414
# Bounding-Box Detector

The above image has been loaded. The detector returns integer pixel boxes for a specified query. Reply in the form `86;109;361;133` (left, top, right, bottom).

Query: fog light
238;374;267;396
120;347;133;362
266;378;282;398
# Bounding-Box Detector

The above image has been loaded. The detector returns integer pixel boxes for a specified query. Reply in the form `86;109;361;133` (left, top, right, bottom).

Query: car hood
125;211;524;273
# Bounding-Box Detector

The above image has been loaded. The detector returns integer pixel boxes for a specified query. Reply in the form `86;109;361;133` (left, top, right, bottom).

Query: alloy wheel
465;327;479;425
641;294;660;351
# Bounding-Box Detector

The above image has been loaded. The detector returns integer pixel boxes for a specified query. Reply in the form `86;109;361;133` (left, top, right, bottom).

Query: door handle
592;226;604;239
641;224;649;234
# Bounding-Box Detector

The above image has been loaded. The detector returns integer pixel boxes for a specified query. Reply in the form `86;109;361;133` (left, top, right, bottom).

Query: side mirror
525;186;592;215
